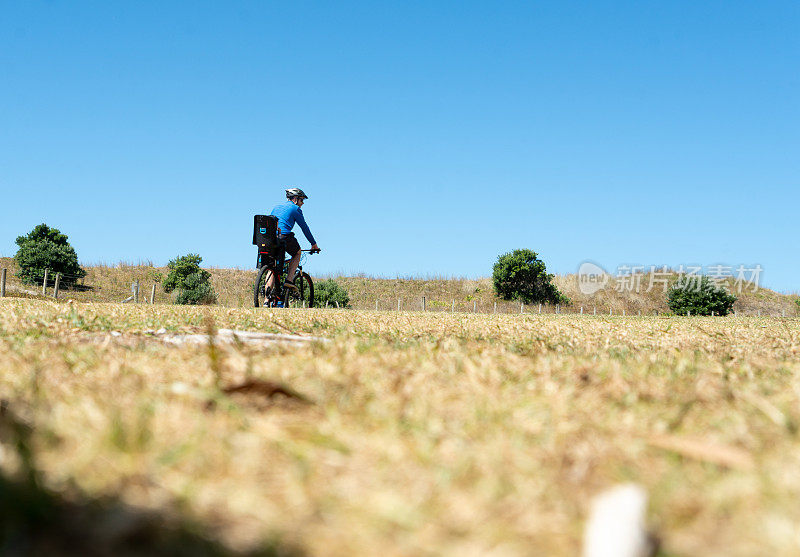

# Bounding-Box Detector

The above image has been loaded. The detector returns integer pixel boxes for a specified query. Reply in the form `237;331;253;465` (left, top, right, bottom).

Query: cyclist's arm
294;208;317;246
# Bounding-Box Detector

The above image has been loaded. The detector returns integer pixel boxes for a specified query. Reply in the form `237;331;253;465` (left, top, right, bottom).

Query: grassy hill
1;256;797;316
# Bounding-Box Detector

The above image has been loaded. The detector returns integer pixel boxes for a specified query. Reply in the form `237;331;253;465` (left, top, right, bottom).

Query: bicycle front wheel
284;272;314;308
254;266;277;308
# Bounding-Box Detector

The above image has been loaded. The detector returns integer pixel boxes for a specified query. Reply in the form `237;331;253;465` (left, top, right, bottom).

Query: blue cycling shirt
270;201;316;245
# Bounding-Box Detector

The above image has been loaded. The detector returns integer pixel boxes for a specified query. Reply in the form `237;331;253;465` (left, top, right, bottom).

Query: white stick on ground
583;484;655;557
158;329;329;347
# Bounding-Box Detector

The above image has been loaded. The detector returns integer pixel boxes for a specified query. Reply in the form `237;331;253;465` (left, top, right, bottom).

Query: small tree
667;276;736;316
163;254;216;305
14;224;86;285
492;249;567;304
313;279;350;308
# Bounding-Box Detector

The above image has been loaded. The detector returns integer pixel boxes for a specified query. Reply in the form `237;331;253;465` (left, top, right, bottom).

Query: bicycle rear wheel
283;272;314;308
254;266;277;308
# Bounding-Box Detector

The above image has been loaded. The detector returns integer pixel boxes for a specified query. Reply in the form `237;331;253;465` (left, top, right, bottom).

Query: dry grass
1;298;800;555
1;257;797;316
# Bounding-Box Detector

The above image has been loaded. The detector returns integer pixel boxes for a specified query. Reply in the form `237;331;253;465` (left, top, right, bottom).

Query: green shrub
147;269;163;283
174;272;216;305
14;224;86;285
492;249;568;305
163;254;216;305
667;276;736;316
314;279;350;308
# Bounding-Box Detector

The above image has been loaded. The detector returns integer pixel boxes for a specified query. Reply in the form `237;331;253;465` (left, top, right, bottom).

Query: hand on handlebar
310;244;321;254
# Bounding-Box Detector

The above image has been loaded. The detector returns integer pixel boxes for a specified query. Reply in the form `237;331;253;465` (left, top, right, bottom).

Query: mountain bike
254;250;317;308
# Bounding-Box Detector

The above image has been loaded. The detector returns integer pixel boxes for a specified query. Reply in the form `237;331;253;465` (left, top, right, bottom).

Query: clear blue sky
2;1;798;292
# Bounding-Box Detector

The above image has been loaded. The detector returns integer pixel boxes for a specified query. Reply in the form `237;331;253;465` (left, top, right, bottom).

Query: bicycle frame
255;249;317;308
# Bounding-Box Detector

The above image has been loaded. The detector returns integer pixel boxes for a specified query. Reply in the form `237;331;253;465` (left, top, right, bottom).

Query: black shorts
280;233;301;257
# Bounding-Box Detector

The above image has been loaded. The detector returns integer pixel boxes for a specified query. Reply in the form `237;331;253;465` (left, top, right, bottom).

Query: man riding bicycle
269;187;320;290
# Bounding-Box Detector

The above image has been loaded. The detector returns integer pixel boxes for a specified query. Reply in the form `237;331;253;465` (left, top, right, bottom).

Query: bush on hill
163;254;216;305
492;249;568;305
667;276;736;316
14;224;86;285
313;279;350;308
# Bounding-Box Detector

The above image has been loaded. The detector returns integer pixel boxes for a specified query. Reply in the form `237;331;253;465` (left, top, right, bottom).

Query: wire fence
355;296;799;318
1;266;798;318
0;267;159;304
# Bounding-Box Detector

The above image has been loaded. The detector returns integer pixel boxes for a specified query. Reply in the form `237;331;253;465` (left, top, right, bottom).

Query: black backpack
253;215;282;268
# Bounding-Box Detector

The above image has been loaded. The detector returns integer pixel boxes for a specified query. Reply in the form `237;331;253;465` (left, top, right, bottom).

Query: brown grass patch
1;298;799;555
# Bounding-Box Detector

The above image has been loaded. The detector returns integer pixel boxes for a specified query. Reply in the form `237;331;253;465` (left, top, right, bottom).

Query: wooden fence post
452;299;455;312
397;298;400;311
375;299;379;311
53;273;61;299
520;303;524;314
538;303;542;314
473;300;476;313
151;284;156;304
593;306;596;315
422;296;426;311
42;269;48;296
610;308;613;316
622;309;625;316
494;301;497;314
0;268;6;297
133;281;139;304
580;306;583;314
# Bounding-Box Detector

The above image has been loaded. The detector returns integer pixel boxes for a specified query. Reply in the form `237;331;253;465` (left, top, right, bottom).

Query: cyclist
269;187;320;290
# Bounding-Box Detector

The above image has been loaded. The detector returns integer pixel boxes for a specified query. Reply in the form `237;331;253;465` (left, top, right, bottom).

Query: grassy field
2;256;798;316
1;298;799;555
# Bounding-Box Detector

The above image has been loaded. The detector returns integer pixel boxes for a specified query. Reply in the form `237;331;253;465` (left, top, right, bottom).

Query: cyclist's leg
266;240;288;291
287;253;301;284
265;260;277;290
283;235;302;284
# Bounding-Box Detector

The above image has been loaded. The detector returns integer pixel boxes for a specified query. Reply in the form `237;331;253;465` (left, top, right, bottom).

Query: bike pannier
253;215;281;268
253;215;279;247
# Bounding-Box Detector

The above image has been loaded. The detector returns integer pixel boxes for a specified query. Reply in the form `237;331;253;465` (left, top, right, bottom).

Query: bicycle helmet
285;187;308;200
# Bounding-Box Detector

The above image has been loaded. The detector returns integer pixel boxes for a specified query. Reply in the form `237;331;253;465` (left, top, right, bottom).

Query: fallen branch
157;328;328;347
